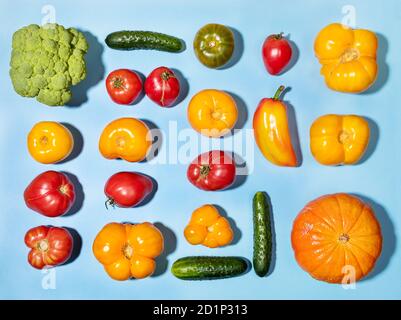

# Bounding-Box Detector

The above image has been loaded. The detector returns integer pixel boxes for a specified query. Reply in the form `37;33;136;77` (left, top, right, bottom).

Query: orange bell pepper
92;222;164;281
310;114;370;166
314;23;378;93
98;118;151;162
253;86;298;167
184;204;234;248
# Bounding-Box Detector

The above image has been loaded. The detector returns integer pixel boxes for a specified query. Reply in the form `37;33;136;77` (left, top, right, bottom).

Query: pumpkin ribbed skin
291;193;382;284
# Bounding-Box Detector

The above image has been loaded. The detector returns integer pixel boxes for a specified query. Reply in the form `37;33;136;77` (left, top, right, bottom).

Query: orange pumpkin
291;193;382;284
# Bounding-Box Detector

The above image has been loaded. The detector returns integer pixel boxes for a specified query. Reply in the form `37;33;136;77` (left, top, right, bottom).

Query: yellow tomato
314;23;378;93
184;204;234;248
187;89;238;138
310;114;370;165
27;121;73;164
99;118;151;162
93;222;164;281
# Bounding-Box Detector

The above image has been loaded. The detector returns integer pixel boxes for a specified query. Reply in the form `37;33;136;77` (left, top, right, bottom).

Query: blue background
0;0;400;299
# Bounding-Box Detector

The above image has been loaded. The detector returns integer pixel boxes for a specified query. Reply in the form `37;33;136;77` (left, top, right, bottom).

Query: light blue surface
0;0;400;300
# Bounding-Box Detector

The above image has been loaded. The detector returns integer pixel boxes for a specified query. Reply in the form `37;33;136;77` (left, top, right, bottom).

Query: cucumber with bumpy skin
105;31;184;52
253;191;273;277
171;256;248;280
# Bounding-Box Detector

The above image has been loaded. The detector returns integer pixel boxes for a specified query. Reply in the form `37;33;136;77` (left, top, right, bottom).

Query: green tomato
193;24;234;69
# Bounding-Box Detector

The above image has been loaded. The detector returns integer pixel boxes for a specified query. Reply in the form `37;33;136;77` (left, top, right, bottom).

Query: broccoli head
10;23;88;106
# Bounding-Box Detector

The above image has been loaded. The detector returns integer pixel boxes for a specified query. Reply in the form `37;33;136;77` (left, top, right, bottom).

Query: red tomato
24;171;75;217
187;150;236;191
144;66;180;107
104;172;154;208
262;33;293;75
106;69;143;105
24;226;73;269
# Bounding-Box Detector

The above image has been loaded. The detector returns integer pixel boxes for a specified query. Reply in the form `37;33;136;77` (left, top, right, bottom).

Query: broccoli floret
10;23;88;106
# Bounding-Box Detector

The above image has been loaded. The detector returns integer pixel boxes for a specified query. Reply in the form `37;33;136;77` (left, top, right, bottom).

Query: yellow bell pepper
310;114;370;166
184;204;234;248
314;23;378;93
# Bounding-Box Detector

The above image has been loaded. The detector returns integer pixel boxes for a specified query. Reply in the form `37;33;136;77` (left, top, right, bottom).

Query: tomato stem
105;198;116;210
273;85;286;101
37;239;49;252
59;184;69;195
123;244;134;259
161;71;174;81
270;32;284;40
112;77;125;89
200;165;210;177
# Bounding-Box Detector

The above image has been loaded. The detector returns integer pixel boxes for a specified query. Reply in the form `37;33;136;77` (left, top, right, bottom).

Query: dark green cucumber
253;191;273;277
105;31;184;52
171;256;249;280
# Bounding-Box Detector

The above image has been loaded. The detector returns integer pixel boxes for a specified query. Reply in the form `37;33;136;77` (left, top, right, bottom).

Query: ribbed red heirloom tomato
187;150;236;191
104;172;154;208
262;33;293;75
106;69;143;105
145;66;180;107
24;226;73;269
24;171;75;217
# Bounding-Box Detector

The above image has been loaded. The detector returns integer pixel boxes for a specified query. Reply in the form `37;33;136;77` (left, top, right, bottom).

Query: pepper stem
273;85;286;101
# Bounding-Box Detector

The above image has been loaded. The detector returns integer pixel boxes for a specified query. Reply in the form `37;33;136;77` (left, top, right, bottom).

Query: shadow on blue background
142;119;163;162
62;172;84;217
352;194;397;281
171;68;190;107
285;36;300;75
63;227;82;266
153;222;177;277
59;123;84;163
220;27;244;70
228;152;248;190
228;91;248;132
67;30;105;107
358;117;379;165
361;33;389;95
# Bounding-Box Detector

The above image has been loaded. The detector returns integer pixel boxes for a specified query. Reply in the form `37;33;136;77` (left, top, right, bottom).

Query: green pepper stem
273;85;286;101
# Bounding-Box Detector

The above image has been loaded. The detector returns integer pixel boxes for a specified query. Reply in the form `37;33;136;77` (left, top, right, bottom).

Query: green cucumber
171;256;249;280
253;191;273;277
105;31;184;52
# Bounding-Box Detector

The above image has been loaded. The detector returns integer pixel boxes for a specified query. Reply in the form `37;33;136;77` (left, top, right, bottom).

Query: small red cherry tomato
106;69;143;105
24;171;75;217
144;66;180;107
24;226;73;269
104;172;154;208
187;150;236;191
262;33;293;75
